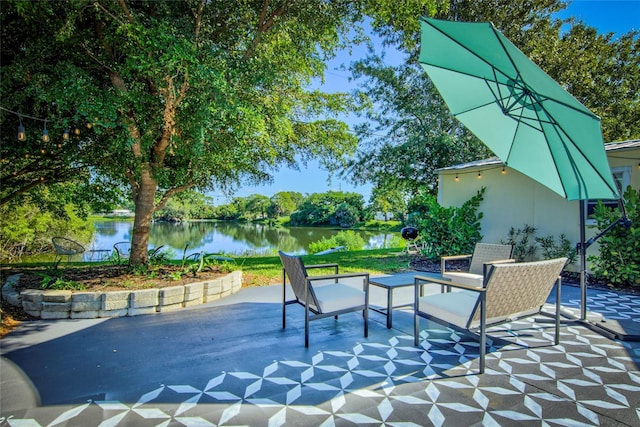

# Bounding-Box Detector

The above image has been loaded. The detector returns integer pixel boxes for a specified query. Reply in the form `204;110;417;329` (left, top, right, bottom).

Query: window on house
586;166;631;219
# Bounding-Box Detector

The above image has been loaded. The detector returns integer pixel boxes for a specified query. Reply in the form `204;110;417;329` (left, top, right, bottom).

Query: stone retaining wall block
43;290;72;303
42;302;71;312
102;291;131;311
71;292;101;312
130;289;159;308
22;301;43;311
221;276;232;293
204;279;222;302
159;286;185;306
21;289;44;303
184;283;204;303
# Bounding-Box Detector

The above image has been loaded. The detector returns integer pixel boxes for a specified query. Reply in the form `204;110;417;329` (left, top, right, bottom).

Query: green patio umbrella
419;17;623;324
419;17;619;201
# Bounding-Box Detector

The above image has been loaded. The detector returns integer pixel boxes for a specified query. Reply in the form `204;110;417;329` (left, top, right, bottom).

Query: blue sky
221;1;639;204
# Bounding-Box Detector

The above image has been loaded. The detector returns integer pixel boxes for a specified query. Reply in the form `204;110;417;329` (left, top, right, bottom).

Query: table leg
386;288;393;329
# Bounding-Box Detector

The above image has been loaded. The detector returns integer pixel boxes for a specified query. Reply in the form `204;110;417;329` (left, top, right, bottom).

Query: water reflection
84;221;396;259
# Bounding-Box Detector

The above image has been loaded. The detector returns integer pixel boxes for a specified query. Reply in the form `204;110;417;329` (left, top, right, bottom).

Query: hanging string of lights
451;164;507;182
0;105;83;143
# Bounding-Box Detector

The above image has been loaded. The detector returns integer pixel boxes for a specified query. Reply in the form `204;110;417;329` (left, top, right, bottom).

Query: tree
1;1;365;264
343;0;639;199
269;191;303;218
245;194;271;220
290;191;365;226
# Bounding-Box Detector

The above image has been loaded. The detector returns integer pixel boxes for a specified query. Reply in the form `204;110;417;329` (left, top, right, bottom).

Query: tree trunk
130;168;158;265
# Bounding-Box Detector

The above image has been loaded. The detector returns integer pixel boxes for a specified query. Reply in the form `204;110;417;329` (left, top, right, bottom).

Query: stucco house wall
437;140;639;269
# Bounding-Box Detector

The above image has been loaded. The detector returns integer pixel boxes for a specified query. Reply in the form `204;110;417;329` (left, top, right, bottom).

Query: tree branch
244;0;287;59
194;0;205;43
117;0;135;24
156;183;196;211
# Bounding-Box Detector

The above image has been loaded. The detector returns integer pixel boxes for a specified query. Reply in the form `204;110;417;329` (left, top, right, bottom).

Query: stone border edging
1;271;242;319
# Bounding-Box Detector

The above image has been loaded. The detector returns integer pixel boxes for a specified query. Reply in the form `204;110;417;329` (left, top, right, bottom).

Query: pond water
19;221;400;262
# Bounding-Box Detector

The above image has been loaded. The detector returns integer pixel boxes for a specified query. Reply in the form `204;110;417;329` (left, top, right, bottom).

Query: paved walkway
1;277;639;426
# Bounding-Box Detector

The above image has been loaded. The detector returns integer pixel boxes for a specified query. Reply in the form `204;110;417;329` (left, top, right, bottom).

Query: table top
369;271;446;288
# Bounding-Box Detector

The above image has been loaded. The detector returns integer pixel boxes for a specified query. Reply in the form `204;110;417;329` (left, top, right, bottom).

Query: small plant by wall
536;233;577;266
502;225;538;261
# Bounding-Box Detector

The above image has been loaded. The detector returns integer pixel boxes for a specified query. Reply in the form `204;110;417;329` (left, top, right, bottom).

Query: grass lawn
235;248;412;286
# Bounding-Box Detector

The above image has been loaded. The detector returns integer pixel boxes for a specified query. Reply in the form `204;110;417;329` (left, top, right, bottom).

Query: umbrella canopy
419;17;619;201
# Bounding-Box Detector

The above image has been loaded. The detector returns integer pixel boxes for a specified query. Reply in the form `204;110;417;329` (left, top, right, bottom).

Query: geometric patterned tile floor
2;282;639;426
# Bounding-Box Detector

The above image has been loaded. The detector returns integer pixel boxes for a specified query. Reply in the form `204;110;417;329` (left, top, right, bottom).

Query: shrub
410;188;485;260
308;230;366;253
536;233;577;266
0;199;93;260
588;186;640;288
502;225;537;261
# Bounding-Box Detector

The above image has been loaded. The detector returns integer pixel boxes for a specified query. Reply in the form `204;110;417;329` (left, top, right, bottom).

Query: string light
1;106;86;144
502;167;506;174
42;120;50;143
477;171;482;179
18;116;26;141
455;173;459;182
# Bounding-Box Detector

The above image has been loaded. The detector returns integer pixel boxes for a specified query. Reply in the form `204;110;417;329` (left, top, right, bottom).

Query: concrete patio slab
2;279;639;426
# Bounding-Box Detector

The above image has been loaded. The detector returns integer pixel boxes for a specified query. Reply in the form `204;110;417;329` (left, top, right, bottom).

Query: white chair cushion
313;284;365;313
442;271;484;288
418;290;479;329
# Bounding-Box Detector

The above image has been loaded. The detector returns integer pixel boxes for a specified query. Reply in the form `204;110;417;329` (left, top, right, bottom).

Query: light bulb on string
42;121;50;143
501;167;506;174
477;171;482;179
455;174;459;182
63;128;70;141
18;117;26;141
74;127;81;136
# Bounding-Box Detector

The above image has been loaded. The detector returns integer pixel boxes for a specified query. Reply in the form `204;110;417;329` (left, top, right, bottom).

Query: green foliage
410;188;485;260
502;225;538;262
343;0;638;212
268;192;304;219
0;195;93;260
536;233;577;266
290;191;366;226
333;202;359;228
588;186;640;287
1;1;368;264
308;230;367;254
155;191;215;221
41;277;86;291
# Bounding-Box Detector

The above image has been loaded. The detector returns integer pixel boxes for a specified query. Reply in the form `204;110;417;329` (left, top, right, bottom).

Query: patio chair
441;243;514;287
279;251;370;347
414;257;567;374
52;237;85;262
113;241;131;264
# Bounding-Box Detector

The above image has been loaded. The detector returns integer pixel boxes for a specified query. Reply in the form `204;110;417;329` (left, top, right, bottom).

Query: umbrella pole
579;201;587;321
